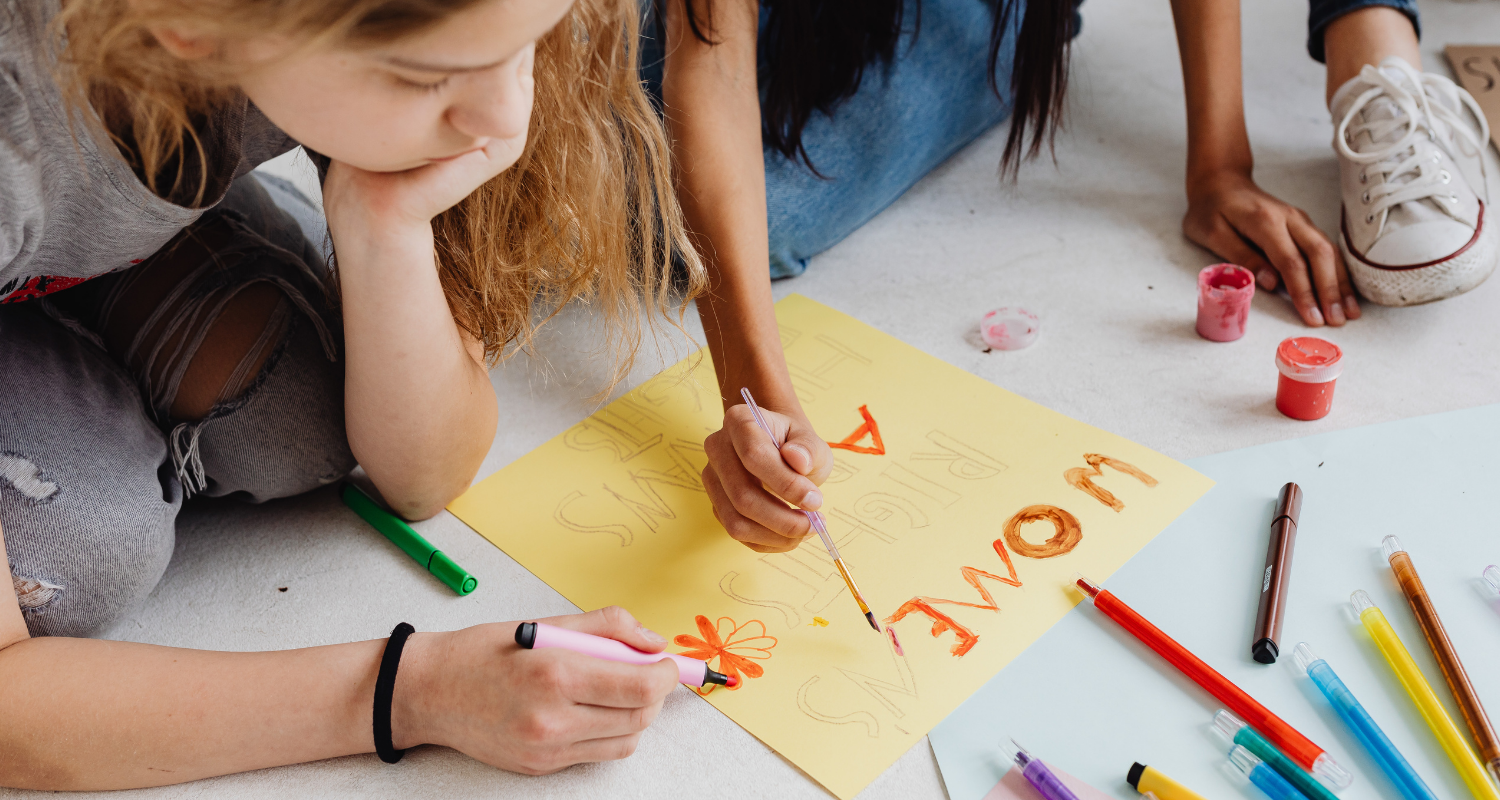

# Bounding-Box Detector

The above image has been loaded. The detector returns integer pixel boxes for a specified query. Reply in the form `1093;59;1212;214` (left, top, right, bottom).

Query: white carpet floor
9;0;1499;797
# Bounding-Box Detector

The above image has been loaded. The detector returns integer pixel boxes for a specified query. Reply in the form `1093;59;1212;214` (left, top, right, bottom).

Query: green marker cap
430;550;478;595
342;483;477;597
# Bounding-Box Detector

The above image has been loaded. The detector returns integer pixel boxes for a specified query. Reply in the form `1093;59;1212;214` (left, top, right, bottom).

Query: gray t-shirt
0;0;298;303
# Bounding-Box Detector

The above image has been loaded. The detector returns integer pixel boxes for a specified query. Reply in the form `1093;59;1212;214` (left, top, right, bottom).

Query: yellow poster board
449;295;1213;798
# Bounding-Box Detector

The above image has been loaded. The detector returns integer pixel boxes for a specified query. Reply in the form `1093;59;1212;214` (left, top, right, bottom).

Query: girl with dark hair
658;0;1372;557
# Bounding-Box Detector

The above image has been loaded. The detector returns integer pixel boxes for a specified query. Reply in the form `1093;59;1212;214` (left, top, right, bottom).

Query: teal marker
342;483;477;596
1215;710;1338;800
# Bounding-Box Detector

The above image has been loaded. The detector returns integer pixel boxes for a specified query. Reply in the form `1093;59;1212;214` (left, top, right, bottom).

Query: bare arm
663;0;787;417
1170;0;1359;326
0;520;675;790
662;0;833;553
335;208;498;521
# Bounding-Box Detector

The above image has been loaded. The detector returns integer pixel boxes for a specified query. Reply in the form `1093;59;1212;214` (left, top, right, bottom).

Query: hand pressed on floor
1183;169;1361;327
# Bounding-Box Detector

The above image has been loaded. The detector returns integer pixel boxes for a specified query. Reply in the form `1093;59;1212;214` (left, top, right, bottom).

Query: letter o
1002;504;1082;559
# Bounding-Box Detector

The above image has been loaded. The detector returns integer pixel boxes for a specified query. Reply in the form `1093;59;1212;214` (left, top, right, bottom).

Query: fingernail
1328;303;1346;326
802;489;823;510
1308;306;1325;326
1343;296;1359;317
784;444;811;472
638;626;665;644
1258;269;1277;290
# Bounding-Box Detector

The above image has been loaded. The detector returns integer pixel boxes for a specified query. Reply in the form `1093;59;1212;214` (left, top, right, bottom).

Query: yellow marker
1126;763;1207;800
1353;590;1500;800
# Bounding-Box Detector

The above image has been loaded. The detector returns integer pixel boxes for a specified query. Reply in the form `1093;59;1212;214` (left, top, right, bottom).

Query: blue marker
1292;643;1437;800
1229;746;1310;800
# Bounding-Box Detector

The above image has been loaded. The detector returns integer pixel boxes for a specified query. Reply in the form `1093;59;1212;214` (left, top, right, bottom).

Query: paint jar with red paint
1196;264;1255;342
1275;337;1343;420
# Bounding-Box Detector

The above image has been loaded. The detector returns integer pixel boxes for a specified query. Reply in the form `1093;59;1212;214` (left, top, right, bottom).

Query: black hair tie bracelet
374;622;415;763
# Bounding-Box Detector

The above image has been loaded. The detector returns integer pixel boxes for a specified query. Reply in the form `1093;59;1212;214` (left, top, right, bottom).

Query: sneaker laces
1335;58;1490;228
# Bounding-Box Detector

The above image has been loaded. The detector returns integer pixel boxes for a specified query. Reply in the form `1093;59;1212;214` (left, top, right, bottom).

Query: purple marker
1010;740;1082;800
515;622;736;688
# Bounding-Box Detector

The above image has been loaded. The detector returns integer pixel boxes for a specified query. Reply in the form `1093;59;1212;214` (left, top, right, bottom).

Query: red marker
1070;574;1351;788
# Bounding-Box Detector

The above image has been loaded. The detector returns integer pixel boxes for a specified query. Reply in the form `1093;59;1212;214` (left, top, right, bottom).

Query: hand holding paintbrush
740;388;883;633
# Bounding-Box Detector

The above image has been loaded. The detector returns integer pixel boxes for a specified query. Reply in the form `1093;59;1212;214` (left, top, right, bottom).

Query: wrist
725;370;805;418
388;630;444;751
1185;162;1254;200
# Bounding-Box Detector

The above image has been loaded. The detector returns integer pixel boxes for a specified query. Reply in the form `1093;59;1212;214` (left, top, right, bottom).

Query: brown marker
1251;483;1301;664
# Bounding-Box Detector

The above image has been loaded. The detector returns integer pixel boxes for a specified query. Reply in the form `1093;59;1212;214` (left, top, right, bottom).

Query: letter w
604;470;698;533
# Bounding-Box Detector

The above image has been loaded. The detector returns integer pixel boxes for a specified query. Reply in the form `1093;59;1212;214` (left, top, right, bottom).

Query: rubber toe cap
1365;219;1478;267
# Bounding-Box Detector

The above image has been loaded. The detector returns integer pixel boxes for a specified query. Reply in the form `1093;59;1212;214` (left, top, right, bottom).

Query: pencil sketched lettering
797;630;912;737
912;431;1009;480
786;334;871;404
553;432;705;546
554;490;636;546
562;398;668;462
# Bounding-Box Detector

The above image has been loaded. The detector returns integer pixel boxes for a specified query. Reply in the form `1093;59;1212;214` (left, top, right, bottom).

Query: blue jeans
641;0;1035;278
1307;0;1419;62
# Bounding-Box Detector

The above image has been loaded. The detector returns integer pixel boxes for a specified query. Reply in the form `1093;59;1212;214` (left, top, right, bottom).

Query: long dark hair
673;0;1075;178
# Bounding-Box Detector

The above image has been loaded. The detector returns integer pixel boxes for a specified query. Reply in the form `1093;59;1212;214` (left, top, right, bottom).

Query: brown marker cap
1273;482;1302;527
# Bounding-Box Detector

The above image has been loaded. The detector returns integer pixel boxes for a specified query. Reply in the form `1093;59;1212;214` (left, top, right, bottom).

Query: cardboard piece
449;294;1211;799
1445;45;1500;153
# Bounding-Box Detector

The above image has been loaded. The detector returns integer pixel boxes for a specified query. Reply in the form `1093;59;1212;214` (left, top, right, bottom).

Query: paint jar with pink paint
1196;263;1255;342
1275;337;1343;421
980;307;1040;350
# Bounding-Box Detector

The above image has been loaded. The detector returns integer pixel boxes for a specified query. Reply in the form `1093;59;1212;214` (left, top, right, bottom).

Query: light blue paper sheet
930;404;1500;800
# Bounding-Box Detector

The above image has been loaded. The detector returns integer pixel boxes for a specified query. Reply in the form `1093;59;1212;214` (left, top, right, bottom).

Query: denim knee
0;304;181;638
6;483;177;638
190;313;356;503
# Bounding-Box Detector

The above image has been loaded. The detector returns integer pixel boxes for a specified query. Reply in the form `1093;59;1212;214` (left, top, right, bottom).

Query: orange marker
1383;536;1500;785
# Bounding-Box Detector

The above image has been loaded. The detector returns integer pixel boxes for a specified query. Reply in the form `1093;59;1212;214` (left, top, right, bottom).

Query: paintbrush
740;388;882;633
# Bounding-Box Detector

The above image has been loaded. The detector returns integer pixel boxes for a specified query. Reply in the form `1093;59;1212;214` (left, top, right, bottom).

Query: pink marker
1275;337;1343;421
515;622;737;687
1196;264;1255;342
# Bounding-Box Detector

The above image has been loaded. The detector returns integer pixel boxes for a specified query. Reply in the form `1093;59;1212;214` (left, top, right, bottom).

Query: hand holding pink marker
515;621;737;688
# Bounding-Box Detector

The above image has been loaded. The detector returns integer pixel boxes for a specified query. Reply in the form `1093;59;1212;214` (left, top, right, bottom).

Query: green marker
342;483;477;596
1215;709;1339;800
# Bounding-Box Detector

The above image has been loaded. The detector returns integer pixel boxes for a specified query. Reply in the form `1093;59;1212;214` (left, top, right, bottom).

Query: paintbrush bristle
865;611;882;633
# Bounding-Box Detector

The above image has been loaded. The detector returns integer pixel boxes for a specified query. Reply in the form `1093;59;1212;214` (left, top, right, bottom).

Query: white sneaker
1331;56;1495;306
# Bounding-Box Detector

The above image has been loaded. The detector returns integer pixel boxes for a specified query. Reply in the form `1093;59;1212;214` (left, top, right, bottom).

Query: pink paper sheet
982;764;1116;800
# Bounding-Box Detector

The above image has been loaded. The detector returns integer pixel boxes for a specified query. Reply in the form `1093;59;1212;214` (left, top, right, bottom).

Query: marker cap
1350;589;1376;615
1006;738;1035;769
1070;573;1102;601
430;551;478;595
1291;642;1319;675
1485;565;1500;594
1312;752;1353;788
1380;535;1406;562
1126;762;1146;789
1213;709;1247;743
1228;745;1263;776
1273;483;1303;525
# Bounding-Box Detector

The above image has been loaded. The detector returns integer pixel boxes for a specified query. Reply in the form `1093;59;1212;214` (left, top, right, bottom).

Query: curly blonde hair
53;0;705;386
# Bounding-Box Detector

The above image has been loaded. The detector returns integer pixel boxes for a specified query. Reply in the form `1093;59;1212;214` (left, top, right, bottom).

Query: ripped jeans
0;172;356;637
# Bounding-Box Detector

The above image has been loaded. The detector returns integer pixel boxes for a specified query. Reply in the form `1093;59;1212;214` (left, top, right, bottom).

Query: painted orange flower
673;615;777;695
